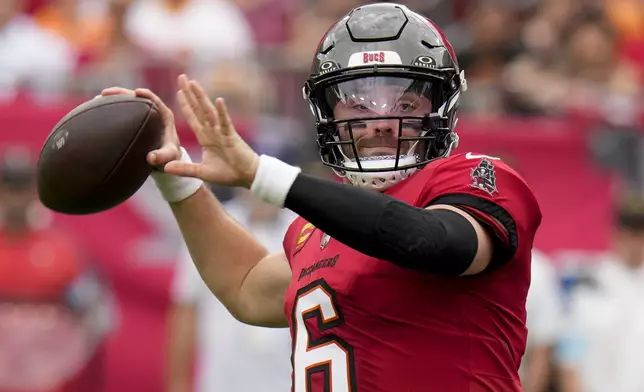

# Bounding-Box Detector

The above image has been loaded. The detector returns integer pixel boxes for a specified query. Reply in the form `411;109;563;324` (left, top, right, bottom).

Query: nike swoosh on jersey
465;152;500;160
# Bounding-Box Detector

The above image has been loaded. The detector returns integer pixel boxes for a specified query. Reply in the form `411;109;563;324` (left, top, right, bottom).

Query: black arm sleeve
284;173;479;275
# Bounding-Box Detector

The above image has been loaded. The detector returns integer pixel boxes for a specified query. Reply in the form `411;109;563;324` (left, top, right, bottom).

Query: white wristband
250;155;301;208
151;147;204;202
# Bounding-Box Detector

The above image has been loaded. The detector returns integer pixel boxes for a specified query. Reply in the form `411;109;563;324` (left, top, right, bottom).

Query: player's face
329;77;433;159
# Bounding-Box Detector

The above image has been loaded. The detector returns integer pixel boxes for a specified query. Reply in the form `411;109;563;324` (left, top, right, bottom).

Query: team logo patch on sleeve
295;223;316;252
470;158;498;196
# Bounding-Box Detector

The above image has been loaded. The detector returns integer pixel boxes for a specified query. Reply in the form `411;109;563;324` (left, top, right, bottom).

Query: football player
104;3;542;391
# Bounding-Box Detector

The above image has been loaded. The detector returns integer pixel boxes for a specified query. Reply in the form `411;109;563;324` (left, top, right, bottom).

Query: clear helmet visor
323;76;434;160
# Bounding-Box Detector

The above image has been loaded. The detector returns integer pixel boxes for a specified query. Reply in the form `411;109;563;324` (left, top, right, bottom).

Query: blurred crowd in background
1;0;644;392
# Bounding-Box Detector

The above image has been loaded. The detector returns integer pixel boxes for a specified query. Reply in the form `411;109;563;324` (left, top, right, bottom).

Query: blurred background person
521;250;563;392
558;196;644;392
0;145;114;392
455;1;523;116
0;0;75;103
166;187;294;392
33;0;150;96
124;0;256;75
504;10;640;119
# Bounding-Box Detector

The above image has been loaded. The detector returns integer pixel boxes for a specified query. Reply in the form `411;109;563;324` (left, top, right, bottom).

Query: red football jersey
283;152;542;392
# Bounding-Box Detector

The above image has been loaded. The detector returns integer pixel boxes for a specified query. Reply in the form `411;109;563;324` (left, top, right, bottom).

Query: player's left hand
164;74;260;188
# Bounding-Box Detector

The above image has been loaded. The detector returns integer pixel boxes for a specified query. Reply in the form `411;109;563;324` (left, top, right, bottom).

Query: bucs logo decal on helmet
470;158;498;196
347;51;403;67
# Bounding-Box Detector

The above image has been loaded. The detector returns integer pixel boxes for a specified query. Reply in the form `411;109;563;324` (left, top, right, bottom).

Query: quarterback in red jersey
284;152;539;391
102;3;541;391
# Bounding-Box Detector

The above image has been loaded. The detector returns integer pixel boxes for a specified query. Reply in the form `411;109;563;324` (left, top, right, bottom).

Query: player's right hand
100;87;182;170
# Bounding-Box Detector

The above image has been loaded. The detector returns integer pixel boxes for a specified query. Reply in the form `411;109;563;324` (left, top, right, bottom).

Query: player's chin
360;147;400;157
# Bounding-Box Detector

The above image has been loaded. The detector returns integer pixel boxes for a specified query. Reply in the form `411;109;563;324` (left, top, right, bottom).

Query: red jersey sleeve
419;153;542;265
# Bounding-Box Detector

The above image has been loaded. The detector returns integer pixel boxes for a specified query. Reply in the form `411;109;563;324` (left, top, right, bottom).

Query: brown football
37;94;164;215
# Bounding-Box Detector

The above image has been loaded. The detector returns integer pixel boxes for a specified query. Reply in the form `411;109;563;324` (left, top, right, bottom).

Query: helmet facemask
307;72;460;190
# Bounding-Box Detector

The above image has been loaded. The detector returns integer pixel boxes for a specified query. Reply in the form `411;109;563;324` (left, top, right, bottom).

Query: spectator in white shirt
124;0;256;74
558;196;644;392
521;249;563;392
0;0;75;103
